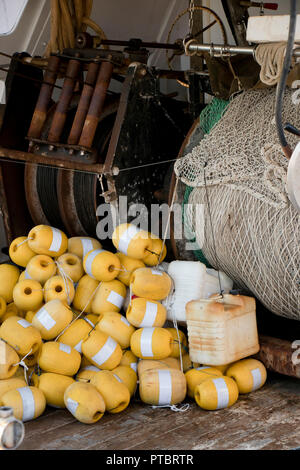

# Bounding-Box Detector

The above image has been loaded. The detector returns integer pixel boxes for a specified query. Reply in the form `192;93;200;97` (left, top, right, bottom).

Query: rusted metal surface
27;56;61;140
18;374;300;450
68;62;100;146
79;60;114;149
0;146;105;174
24;164;51;227
256;335;300;379
48;59;81;143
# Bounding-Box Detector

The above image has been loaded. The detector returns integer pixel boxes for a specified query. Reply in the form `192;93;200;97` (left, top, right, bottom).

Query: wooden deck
18;373;300;451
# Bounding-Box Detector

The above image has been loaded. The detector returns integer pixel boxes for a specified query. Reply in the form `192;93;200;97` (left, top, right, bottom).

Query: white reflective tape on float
118;225;140;255
84;249;104;279
59;343;71;354
17;387;35;422
83;365;100;372
130;362;137;373
251;368;262;391
140;302;158;327
24;269;32;280
17;319;31;328
213;378;229;410
151;269;163;276
84;318;94;327
66;397;78;417
120;316;131;327
158;369;172;405
81;238;94;258
107;291;124;309
196;366;210;371
74;340;83;354
35;307;56;331
113;374;123;383
49;227;62;253
92;337;117;366
0;340;6;364
140;328;154;358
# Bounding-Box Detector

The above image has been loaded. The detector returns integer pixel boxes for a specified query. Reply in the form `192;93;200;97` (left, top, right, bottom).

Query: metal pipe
0;407;24;450
187;42;300;57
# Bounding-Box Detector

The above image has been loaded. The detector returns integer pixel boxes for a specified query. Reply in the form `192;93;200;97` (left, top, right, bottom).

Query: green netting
182;98;229;265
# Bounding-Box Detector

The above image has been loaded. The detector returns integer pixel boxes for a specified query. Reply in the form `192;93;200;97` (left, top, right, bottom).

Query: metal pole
187;42;300;57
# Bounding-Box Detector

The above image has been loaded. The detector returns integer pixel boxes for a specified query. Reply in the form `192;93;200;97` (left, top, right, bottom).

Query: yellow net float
35;372;75;408
0;264;20;303
1;386;46;421
32;299;73;340
95;312;135;350
84;313;99;326
9;236;36;268
81;329;122;371
23;254;56;286
91;279;126;315
126;297;167;328
119;350;138;374
38;341;81;376
185;366;223;398
139;368;187;406
64;382;106;424
226;358;267;394
0;316;42;357
58;318;93;353
43;275;75;305
83;249;121;282
76;365;101;383
137;357;180;377
165;328;188;358
90;370;130;414
22;347;41;367
0;339;20;379
112;365;137;397
12;279;43;312
115;252;145;286
72;275;99;313
130;267;172;301
112;223;153;260
213;364;232;374
0;296;6;319
56;253;84;283
143;235;167;266
130;327;173;360
194;376;239;410
28;225;68;257
68;236;102;259
0;377;27;405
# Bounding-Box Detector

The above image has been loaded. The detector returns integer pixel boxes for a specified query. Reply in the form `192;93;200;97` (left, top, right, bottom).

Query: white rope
152;403;190;412
15;237;33;248
255;42;296;86
12;348;33;385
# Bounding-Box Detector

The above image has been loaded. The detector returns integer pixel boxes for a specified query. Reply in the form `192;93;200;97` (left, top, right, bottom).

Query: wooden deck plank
18;374;300;450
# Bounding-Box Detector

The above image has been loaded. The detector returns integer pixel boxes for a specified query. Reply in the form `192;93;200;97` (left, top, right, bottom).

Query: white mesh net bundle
174;88;300;321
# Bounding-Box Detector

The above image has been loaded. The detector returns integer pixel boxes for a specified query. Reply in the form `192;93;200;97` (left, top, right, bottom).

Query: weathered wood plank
256;335;300;379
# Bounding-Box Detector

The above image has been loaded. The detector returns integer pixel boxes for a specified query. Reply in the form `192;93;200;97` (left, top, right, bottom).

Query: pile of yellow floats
0;223;267;424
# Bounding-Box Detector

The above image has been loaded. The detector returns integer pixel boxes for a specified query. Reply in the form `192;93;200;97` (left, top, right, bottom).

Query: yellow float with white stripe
130;267;172;301
84;314;99;326
194;376;239;410
76;365;101;383
0;316;42;357
126;297;167;328
95;312;135;349
137;357;180;377
112;223;152;260
58;318;93;353
28;225;68;257
185;366;223;398
56;253;84;283
139;368;186;406
73;275;99;313
24;254;56;286
82;329;122;370
64;381;106;424
226;358;267;394
38;341;81;376
130;327;173;360
115;252;145;286
119;350;138;374
35;372;75;408
0;339;20;379
68;237;102;259
0;377;27;405
0;296;6;319
0;264;20;303
43;275;75;305
83;249;121;282
143;235;167;266
90;370;130;414
1;386;46;421
165;328;188;358
13;279;43;312
112;365;137;397
32;299;73;340
9;236;36;268
91;280;126;315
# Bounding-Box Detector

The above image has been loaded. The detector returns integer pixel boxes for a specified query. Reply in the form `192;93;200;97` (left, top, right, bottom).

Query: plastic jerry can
186;294;259;366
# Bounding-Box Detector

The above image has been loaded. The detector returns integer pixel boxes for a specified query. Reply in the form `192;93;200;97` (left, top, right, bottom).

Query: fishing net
175;88;300;320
